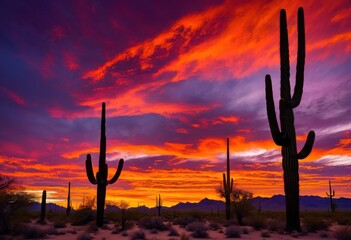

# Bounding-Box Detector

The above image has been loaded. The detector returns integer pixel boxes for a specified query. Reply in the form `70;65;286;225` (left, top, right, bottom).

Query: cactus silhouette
223;137;233;220
326;180;336;212
66;182;71;216
39;190;46;224
156;194;162;216
85;102;124;227
265;8;315;232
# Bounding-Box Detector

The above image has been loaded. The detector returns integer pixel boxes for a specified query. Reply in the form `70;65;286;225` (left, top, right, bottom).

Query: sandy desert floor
2;220;345;240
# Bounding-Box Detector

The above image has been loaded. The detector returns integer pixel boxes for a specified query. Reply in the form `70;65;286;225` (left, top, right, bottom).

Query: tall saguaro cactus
326;180;336;212
223;137;233;220
265;8;315;232
39;190;46;224
66;182;71;216
85;102;124;227
156;194;162;216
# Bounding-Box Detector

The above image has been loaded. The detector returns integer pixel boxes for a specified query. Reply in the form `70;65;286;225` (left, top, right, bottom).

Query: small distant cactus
223;137;233;220
39;190;46;224
156;194;162;216
326;180;336;212
66;182;71;216
85;102;124;227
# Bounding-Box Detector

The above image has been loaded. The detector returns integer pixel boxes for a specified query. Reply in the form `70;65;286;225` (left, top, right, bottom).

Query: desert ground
2;218;349;240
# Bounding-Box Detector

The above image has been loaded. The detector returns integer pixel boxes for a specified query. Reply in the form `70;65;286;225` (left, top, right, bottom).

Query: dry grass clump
261;230;271;238
138;216;168;231
168;226;180;236
76;232;93;240
130;229;146;240
334;226;351;240
186;222;208;238
208;221;222;231
225;225;241;238
246;216;266;230
302;215;330;232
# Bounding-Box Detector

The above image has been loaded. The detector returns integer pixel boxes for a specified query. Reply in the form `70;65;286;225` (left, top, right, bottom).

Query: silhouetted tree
232;189;253;225
0;175;34;234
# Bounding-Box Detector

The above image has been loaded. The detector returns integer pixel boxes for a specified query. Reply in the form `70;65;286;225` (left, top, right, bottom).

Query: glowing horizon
0;0;350;208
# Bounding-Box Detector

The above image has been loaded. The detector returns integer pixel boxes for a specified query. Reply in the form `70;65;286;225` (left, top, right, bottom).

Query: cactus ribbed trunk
223;138;233;220
66;182;71;216
85;102;124;227
156;194;162;216
39;190;46;224
265;8;315;232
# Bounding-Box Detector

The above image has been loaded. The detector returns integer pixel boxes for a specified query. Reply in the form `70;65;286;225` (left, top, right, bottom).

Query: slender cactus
223;137;234;220
156;194;162;216
326;180;336;212
39;190;46;224
265;8;315;232
66;182;71;216
85;102;124;227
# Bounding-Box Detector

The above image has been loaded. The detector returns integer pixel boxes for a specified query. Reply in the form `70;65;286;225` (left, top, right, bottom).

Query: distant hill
170;195;351;212
250;195;351;211
28;202;66;212
26;195;351;213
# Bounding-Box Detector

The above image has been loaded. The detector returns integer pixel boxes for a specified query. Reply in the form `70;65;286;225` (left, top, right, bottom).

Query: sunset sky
1;0;350;208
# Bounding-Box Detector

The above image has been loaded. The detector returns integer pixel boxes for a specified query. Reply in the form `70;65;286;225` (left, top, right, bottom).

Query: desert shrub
173;216;196;228
76;232;92;240
334;226;351;240
70;208;94;226
150;228;158;234
186;222;208;238
138;216;168;231
130;230;146;240
112;220;135;233
320;232;329;238
302;216;329;232
180;232;190;240
87;222;99;233
291;230;299;238
168;227;180;236
266;219;284;232
186;221;207;232
22;226;48;239
242;227;249;234
225;225;241;238
336;216;351;225
261;230;271;238
246;216;266;230
208;221;221;231
122;231;128;236
54;221;66;228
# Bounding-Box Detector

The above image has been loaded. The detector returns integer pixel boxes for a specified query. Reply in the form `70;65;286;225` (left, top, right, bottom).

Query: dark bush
261;230;271;238
186;222;208;238
334;226;351;240
225;225;241;238
130;230;146;240
168;226;180;236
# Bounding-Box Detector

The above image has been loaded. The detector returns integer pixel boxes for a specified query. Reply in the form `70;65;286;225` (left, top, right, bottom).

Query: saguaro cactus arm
86;154;97;184
292;8;306;108
108;159;124;184
265;75;289;146
297;131;315;159
279;9;291;99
